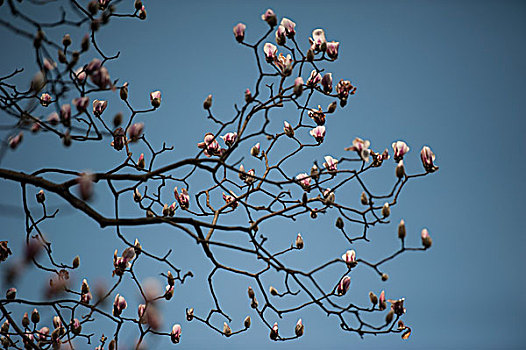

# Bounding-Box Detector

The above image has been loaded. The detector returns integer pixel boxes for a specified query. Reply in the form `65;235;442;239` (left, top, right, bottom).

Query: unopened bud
87;0;98;15
382;202;390;217
22;313;30;328
113;112;123;127
36;189;45;203
385;309;394;324
398;220;406;240
58;50;67;64
72;256;80;268
63;130;72;147
1;320;9;334
244;316;251;328
421;228;432;249
109;339;116;350
381;273;389;281
31;309;40;324
269;286;278;296
247;286;255;299
134;0;143;10
295;319;304;337
310;164;319;182
120;82;128;100
327;101;337;114
203;94;212;110
250;143;260;157
396;160;405;178
306;49;315;62
186;308;194;321
62;34;72;47
250;297;258;309
81;34;90;52
133;188;142;202
310;210;317;219
6;288;16;300
245;88;253;103
223;322;232;337
137;153;145;169
360;192;368;205
295;233;304;249
369;291;378;305
335;217;344;229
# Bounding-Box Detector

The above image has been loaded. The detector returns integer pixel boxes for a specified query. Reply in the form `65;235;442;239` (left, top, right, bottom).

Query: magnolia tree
0;1;439;349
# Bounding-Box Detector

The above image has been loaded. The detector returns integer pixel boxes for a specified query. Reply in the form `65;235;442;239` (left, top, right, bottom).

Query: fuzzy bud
421;228;432;249
223;322;232;337
36;189;45;203
244;316;251;328
327;101;337;114
295;233;304;249
269;286;278;296
31;309;40;324
360;192;368;205
369;291;378;306
398;220;406;240
72;256;80;268
335;217;344;229
186;308;194;321
381;273;389;281
203;94;212;110
295;319;304;337
306;48;315;62
382;203;390;217
396;160;405;178
385;309;394;324
6;288;16;300
247;286;255;299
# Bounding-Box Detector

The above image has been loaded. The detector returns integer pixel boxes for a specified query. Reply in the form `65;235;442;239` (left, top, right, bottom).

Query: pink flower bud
342;250;357;267
137;153;145;169
40;93;52;107
283;121;294;137
47;112;59;125
308;106;325;125
344;137;371;162
421;228;432;249
150;90;161;108
174;187;190;210
275;25;286;45
77;172;94;201
71;318;82;335
221;132;237;147
165;285;175;300
203;94;213;109
336;79;357;100
310;126;326;143
420;146;438;172
113;294;127;316
323;155;338;173
261;9;277;27
223;322;232;337
8;132;23;149
197;133;222;157
73;96;89;112
74;67;86;82
250;142;260;157
60;104;71;126
321;73;333;93
280;18;296;38
306;70;321;86
6;288;16;300
294;77;304;96
275;53;293;76
92;99;107;116
326;41;340;60
295;233;304;249
170;324;182;344
379;290;387;310
270;322;279;340
233;23;246;43
309;29;327;52
296;173;311;190
43;58;56;71
127;122;144;142
337;276;351;296
392;141;410;162
263;43;277;63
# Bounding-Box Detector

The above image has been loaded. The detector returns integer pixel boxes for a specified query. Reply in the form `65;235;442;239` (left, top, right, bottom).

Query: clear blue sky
1;0;525;349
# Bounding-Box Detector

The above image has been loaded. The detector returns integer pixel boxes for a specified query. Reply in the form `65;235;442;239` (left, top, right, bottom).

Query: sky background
1;0;525;349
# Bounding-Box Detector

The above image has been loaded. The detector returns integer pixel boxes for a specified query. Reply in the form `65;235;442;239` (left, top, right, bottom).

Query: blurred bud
78;172;94;201
36;189;45;203
31;309;40;324
398;220;406;240
63;129;72;147
381;273;389;281
369;291;378;305
81;34;90;52
295;319;304;337
108;339;116;350
134;0;143;10
6;288;16;300
58;50;67;64
306;48;315;62
138;5;147;20
1;320;9;335
87;0;98;14
295;233;304;249
360;192;368;205
396;160;405;178
186;308;194;321
120;82;128;100
62;34;71;47
72;256;80;268
385;309;394;324
269;286;278;296
382;203;390;217
421;228;432;249
336;217;344;229
247;286;255;299
8;132;23;150
133;188;142;202
127;122;144;142
113;113;123;127
203;94;212;110
293;77;304;97
327;101;337;114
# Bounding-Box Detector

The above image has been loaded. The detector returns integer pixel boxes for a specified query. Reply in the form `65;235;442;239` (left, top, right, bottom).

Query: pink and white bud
295;233;304;249
170;324;182;344
74;67;86;82
245;88;253;103
420;146;438;172
138;304;147;323
113;294;127;316
275;25;286;45
150;90;161;108
250;142;260;157
326;41;340;60
321;73;333;93
306;70;321;86
295;319;304;337
323;155;338;173
392;141;410;162
421;228;432;249
345;137;371;162
309;29;327;52
174;187;190;210
223;192;238;209
263;43;278;63
233;23;246;43
261;9;277;27
337;276;351;296
221;132;237;147
92;99;107;116
342;250;357;267
71;319;82;335
77;172;94;201
47;112;59;125
43;58;56;71
284;121;294;137
40;93;52;107
128;122;144;142
296;173;311;190
270;322;279;340
310;126;326;143
294;77;304;96
280;18;296;38
165;285;175;300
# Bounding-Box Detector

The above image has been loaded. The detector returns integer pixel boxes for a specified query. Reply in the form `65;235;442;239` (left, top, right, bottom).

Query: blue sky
1;0;525;348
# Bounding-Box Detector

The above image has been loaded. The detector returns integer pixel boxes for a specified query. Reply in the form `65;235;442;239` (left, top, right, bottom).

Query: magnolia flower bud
295;319;304;337
62;34;71;47
133;188;142;202
385;309;394;324
269;286;278;296
306;48;315;62
186;308;194;321
6;288;16;300
167;270;175;286
293;77;304;96
337;276;351;296
250;297;258;309
245;88;253;103
327;101;337;114
398;220;406;240
134;0;143;10
381;273;389;281
203;94;212;110
336;217;344;229
250;143;260;157
421;228;432;249
382;203;390;217
223;322;232;337
63;129;72;147
164;285;174;300
244;316;251;328
369;291;378;305
248;286;255;299
53;316;62;329
71;318;82;335
283;121;294;137
120;82;128;100
72;256;80;268
396;160;405;178
270;322;279;341
379;290;387;310
36;189;45;203
58;49;67;64
150;90;161;108
137;153;145;169
170;324;181;344
108;339;116;350
361;192;368;205
22;312;30;328
233;23;246;43
261;9;277;27
113;112;123;127
138;6;146;20
295;233;304;249
310;164;319;182
31;309;40;324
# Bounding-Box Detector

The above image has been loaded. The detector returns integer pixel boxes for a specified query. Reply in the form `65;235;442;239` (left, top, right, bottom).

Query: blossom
150;90;161;108
336;80;357;99
170;324;182;344
40;93;52;107
261;9;277;27
113;294;127;316
283;121;295;137
306;70;321;86
197;133;222;157
342;250;357;267
344;137;371;162
127;122;144;142
310;126;326;143
280;18;296;38
245;168;256;185
221;132;237;147
392;141;410;162
92;99;107;116
321;73;333;93
296;173;311;190
275;53;293;75
309;29;327;51
174;187;190;210
326;41;340;60
420;146;438;172
74;67;86;82
294;77;304;96
264;43;278;62
308;105;326;125
73;96;89;112
223;192;238;209
323;155;338;172
233;23;246;43
337;276;351;296
275;25;286;45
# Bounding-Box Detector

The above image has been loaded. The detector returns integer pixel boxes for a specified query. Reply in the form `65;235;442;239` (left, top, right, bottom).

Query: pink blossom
60;104;71;126
321;73;333;93
150;90;161;108
420;146;438;172
233;23;246;43
197;133;223;157
113;294;127;317
264;43;277;63
342;250;356;267
74;67;86;82
323;155;338;172
280;18;296;38
43;58;56;71
294;76;304;96
326;41;340;60
306;70;321;86
392;141;410;162
275;25;286;45
310;126;326;143
337;276;351;296
309;29;326;51
174;187;190;210
73;96;89;112
275;53;293;75
345;137;371;162
92;99;107;116
47;112;59;125
127;122;144;142
171;324;182;344
261;9;277;27
221;132;237;147
40;93;52;107
296;173;311;190
223;192;238;209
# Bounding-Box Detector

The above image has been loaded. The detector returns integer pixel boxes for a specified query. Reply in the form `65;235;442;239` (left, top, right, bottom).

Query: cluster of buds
197;133;223;157
174;187;190;210
112;247;136;277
